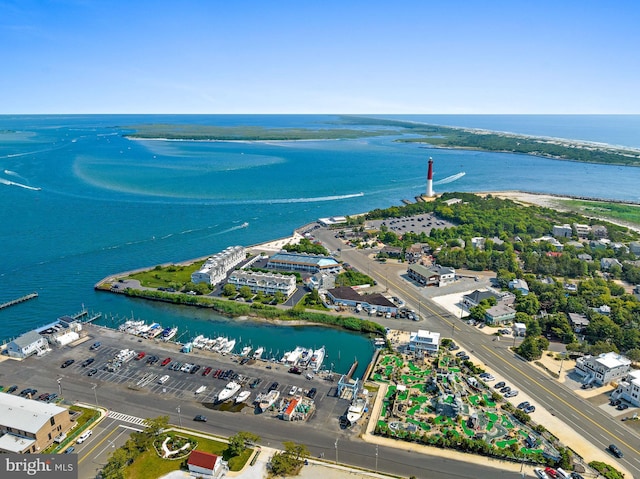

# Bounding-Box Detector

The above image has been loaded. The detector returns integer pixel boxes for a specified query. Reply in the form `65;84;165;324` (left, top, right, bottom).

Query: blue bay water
1;114;639;376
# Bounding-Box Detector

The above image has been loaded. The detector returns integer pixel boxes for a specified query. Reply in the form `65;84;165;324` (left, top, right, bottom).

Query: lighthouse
426;157;434;197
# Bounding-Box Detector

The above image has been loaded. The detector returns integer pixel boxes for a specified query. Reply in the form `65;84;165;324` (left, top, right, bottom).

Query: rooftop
0;392;68;434
0;433;35;453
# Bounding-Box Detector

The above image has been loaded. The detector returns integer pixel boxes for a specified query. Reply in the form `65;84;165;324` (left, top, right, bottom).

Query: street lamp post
176;406;182;428
334;438;339;464
558;354;566;376
57;378;62;397
91;383;99;408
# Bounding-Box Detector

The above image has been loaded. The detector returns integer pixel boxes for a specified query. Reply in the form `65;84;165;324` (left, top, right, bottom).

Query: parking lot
1;324;352;428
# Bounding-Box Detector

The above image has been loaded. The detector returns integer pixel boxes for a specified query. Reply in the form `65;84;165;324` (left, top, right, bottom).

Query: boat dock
0;292;38;310
71;308;102;323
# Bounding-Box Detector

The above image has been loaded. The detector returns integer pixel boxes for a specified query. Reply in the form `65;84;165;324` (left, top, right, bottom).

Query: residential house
471;237;486;250
462;289;501;308
405;243;430;263
575;352;631;386
484;304;516;325
573;223;591;238
630;241;640;257
552;224;573;238
612;370;640;407
513;322;527;336
508;279;529;296
568;313;589;333
600;258;622;271
407;264;455;287
591;225;608;239
577;253;593;261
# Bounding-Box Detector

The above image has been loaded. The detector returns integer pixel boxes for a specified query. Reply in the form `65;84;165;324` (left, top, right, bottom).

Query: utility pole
176;405;182;428
91;383;99;408
334;438;339;464
375;444;379;473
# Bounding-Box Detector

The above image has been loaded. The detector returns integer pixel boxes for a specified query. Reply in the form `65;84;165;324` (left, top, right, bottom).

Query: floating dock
0;292;38;310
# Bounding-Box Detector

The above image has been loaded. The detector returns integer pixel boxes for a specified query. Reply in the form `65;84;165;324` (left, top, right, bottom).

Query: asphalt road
314;226;640;477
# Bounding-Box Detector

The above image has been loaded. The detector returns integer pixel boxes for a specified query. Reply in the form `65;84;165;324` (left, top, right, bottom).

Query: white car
76;430;92;444
504;390;519;398
534;468;549;479
479;374;495;381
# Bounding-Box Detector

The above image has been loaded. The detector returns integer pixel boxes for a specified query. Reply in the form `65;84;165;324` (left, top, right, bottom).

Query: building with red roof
187;450;223;478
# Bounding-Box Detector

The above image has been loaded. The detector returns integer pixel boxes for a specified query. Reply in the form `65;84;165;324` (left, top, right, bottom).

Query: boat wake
253;192;364;204
434;171;465;185
211;222;249;236
0;177;41;191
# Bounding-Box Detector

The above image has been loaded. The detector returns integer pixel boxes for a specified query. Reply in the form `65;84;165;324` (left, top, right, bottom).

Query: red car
545;467;558;478
161;357;171;366
135;351;146;360
202;367;213;376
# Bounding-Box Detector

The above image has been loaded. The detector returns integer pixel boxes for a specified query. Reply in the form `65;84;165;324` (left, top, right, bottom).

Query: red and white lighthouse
426;157;434;197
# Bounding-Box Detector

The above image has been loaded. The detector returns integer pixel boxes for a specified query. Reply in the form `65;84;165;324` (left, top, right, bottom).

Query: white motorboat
346;396;368;425
252;347;264;360
309;346;325;372
235;390;251;403
222;338;236;354
259;390;280;411
240;346;252;357
216;381;241;402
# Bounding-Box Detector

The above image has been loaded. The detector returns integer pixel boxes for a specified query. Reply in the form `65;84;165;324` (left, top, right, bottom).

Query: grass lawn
406;404;421;416
408;361;422;372
397;390;409;401
125;434;251;479
407;418;431;431
500;415;514;429
468;395;480;406
483;394;496;407
385;386;397;398
128;263;203;288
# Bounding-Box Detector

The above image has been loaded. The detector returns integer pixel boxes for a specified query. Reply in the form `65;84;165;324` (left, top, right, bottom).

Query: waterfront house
575;352;631;386
573;223;591;238
552;224;573;238
191;246;246;285
592;225;608;239
5;331;49;359
227;270;296;297
407;330;440;355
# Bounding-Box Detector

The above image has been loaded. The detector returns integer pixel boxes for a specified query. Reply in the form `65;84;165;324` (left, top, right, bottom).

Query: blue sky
1;1;639;114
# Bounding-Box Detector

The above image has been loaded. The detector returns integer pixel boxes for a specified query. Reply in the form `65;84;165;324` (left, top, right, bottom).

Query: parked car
161;357;172;366
61;359;75;368
610;398;622;406
81;358;95;367
249;378;261;389
524;405;536;414
534;468;549;479
504;390;519;398
190;365;201;375
89;342;101;350
517;401;530;410
544;467;559;479
135;351;146;360
455;351;467;357
494;381;506;389
500;386;511;394
202;367;213;376
268;382;279;391
459;355;470;361
608;444;623;458
6;385;18;394
46;393;58;402
87;368;98;376
307;388;317;399
193;415;207;422
617;403;629;410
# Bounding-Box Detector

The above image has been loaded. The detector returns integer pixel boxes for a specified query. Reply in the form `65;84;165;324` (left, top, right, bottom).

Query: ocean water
1;114;639;376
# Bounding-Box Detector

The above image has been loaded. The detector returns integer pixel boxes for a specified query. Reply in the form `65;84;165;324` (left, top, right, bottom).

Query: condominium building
575;352;631;386
227;270;296;297
191;246;246;285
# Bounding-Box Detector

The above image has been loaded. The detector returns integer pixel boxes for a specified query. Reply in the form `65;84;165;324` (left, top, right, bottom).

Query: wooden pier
0;292;38;310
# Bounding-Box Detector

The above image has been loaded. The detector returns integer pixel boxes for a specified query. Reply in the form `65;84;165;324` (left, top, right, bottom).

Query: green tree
222;283;237;297
269;441;309;476
142;416;169;437
239;286;253;299
227;431;260;457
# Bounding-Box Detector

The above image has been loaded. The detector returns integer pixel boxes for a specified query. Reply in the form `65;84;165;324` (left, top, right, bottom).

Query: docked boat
216;381;241;402
346;396;368;425
161;327;178;341
297;347;313;367
235;390;251;404
284;346;304;365
258;390;280;411
240;346;252;357
252;347;264;360
222;338;236;354
309;346;325;372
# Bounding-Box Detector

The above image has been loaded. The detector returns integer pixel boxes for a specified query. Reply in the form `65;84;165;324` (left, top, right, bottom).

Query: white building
552;224;573;238
191;246;246;285
573;223;591;238
513;322;527;336
407;330;440;355
227;270;296;297
407;264;455;287
612;370;640;407
187;450;225;479
575;352;631;386
5;331;49;359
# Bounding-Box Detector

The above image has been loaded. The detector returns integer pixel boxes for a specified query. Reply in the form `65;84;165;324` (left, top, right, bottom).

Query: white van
556;468;571;479
76;430;92;444
158;375;170;384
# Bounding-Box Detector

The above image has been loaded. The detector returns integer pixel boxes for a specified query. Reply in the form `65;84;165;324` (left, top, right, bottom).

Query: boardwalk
0;292;38;310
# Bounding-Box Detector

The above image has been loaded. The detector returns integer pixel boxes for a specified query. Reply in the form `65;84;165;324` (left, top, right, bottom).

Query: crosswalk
107;411;148;426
